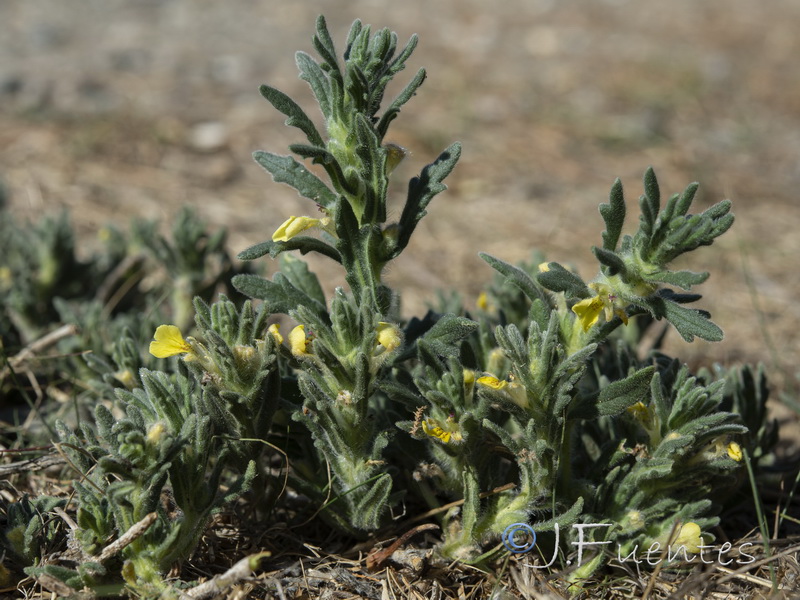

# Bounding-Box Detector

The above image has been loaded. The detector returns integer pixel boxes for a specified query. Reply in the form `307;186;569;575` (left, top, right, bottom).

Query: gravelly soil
2;0;799;399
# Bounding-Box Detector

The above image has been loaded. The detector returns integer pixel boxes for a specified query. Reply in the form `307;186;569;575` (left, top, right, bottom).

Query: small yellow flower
0;266;12;287
477;374;528;407
463;369;476;387
672;522;703;554
384;142;407;174
376;322;402;352
149;325;193;358
421;417;463;444
477;375;507;390
506;380;529;408
627;401;657;432
146;423;166;445
272;215;331;242
572;283;629;332
727;441;743;462
538;262;550;273
114;369;137;389
572;295;605;332
289;324;310;356
624;510;646;531
486;347;506;374
267;323;284;345
477;291;489;311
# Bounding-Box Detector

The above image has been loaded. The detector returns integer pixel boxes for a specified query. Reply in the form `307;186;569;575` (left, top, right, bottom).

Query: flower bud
376;322;402;352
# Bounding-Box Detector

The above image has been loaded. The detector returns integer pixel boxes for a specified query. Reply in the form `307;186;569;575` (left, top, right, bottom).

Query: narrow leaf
396;143;460;252
232;273;327;319
253;151;338;209
597;366;655;416
481;253;551;304
377;68;426;139
237;237;341;263
296;51;331;118
600;178;626;251
645;269;709;290
536;262;590;299
258;84;325;147
650;297;724;342
592;246;628;277
418;313;478;358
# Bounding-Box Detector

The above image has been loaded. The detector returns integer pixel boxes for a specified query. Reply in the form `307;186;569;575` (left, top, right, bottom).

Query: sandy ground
2;0;799;401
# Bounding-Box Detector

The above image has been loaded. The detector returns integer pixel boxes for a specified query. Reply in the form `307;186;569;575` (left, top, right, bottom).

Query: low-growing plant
1;15;785;599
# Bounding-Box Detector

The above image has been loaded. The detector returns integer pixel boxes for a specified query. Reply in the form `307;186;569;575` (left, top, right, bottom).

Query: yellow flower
727;441;743;462
672;522;703;554
572;295;605;332
624;510;645;531
572;283;629;332
477;375;507;390
376;322;402;352
146;423;166;445
272;215;331;242
0;266;12;287
463;369;476;387
289;324;310;356
114;369;137;389
486;347;506;374
477;291;489;311
384;142;407;174
149;325;193;358
268;323;284;345
627;401;657;431
538;262;550;273
477;374;528;407
421;417;463;444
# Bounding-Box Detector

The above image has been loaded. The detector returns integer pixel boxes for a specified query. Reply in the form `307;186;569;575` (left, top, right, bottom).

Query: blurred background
2;0;799;393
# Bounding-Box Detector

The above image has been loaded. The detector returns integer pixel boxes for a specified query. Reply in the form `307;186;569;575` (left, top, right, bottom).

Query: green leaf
643;166;660;219
313;15;342;79
396;142;461;253
376;67;426;139
296;51;332;119
527;496;585;533
334;198;362;264
237;237;341;263
253;151;338;209
675;181;700;216
536;262;592;298
354;114;387;222
644;269;709;290
597;366;655;416
481;253;552;304
592;246;628;277
418;313;478;358
232;273;328;320
258;84;325;147
289;143;355;195
331;473;393;531
279;254;326;307
650;296;723;342
600;178;625;251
